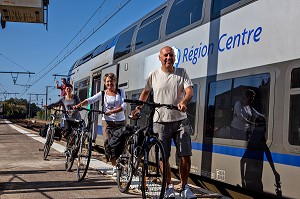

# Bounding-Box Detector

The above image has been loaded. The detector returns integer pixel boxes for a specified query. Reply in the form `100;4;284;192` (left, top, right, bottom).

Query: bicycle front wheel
43;127;54;160
65;132;78;171
116;136;134;193
141;138;166;199
77;131;92;181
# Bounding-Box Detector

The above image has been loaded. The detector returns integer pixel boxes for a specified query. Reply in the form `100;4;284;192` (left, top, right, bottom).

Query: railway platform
5;120;228;199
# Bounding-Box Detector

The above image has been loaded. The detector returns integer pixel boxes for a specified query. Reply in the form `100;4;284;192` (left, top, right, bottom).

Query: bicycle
43;108;62;160
116;99;178;199
64;107;105;182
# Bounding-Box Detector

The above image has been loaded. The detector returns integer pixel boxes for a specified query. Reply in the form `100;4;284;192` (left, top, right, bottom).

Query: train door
91;73;102;143
94;64;120;147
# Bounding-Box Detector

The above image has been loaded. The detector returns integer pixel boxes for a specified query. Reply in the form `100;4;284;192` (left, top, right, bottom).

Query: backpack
101;89;121;112
39;124;49;137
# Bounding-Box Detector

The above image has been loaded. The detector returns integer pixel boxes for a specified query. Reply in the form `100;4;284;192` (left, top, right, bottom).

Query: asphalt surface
0;119;228;199
0;119;142;199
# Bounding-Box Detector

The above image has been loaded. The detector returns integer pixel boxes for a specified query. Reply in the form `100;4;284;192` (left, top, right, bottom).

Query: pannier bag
39;124;49;137
54;127;62;141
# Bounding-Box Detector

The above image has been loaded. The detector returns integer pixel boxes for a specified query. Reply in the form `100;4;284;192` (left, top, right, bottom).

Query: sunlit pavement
6;120;227;199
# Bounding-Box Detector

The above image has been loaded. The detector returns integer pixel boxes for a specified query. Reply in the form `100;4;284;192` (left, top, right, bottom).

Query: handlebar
45;107;67;114
124;99;178;110
78;106;105;114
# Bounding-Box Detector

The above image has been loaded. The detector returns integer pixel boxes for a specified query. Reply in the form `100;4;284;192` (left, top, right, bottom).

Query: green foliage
2;97;41;119
36;110;46;120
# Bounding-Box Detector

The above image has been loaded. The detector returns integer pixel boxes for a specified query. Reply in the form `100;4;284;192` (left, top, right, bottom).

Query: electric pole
45;86;55;120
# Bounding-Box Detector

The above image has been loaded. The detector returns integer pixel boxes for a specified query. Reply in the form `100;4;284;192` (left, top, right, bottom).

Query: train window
288;68;300;146
77;50;93;66
135;8;165;50
129;93;151;127
140;8;165;27
291;68;300;88
78;89;88;102
92;36;116;58
212;0;241;13
74;82;79;96
166;0;203;36
114;26;136;60
206;73;270;140
206;79;232;138
77;78;89;101
289;95;300;146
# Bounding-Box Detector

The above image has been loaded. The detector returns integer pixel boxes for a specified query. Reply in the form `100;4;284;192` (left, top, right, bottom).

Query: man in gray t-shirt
132;46;196;198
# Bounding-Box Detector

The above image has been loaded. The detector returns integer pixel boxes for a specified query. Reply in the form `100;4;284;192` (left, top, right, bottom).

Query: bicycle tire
141;138;167;199
43;127;54;160
77;131;92;181
117;136;134;193
65;132;78;171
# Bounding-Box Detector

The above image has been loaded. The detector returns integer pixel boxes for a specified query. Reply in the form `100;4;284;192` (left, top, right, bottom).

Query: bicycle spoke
117;136;134;193
43;127;54;160
77;132;92;181
65;132;77;172
141;139;166;199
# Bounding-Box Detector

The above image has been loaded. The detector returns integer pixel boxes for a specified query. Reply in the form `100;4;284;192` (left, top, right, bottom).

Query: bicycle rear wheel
116;136;134;193
141;138;166;199
43;127;54;160
77;131;92;181
65;132;78;171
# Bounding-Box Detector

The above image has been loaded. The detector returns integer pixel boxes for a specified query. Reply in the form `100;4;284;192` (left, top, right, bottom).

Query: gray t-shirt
48;95;81;120
145;67;193;122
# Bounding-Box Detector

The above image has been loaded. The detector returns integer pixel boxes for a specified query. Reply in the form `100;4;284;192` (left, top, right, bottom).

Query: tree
2;98;41;119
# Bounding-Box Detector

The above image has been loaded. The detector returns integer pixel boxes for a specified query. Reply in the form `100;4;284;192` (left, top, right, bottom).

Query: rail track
9;118;46;132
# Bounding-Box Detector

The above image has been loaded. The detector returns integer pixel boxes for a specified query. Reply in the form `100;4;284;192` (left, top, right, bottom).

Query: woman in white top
231;89;266;140
74;73;126;166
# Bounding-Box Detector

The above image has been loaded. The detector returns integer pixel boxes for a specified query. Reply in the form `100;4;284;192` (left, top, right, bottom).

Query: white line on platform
6;120;228;199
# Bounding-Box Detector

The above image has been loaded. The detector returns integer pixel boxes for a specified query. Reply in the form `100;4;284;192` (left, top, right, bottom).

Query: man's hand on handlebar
178;102;187;112
130;108;141;119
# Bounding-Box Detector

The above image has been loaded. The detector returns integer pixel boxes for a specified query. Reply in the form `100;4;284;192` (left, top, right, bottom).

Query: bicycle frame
117;99;174;197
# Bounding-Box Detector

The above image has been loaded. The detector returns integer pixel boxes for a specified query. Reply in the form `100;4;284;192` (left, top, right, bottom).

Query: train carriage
69;0;300;198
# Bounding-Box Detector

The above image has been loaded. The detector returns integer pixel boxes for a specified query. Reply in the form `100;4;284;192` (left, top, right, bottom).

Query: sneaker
180;184;197;199
112;169;117;177
164;184;176;199
112;166;118;177
108;166;117;176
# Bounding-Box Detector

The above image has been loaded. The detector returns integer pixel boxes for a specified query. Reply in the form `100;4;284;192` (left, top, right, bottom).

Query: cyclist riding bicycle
44;83;81;139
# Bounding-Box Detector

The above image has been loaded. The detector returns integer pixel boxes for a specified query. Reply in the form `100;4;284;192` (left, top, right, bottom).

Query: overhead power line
22;0;132;97
0;53;30;72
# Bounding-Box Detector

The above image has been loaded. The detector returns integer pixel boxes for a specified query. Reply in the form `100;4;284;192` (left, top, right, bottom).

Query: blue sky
0;0;166;105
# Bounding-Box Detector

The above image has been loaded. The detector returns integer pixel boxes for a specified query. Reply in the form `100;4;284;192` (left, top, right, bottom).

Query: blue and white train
68;0;300;198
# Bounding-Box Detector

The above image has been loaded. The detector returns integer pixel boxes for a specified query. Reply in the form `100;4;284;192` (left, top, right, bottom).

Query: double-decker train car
68;0;300;198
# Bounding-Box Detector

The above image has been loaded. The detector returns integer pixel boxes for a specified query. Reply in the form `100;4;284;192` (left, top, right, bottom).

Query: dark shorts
153;119;192;158
102;120;126;143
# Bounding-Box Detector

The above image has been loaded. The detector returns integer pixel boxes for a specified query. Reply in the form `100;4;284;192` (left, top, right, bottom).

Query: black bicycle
43;108;62;160
64;107;105;182
116;99;178;199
